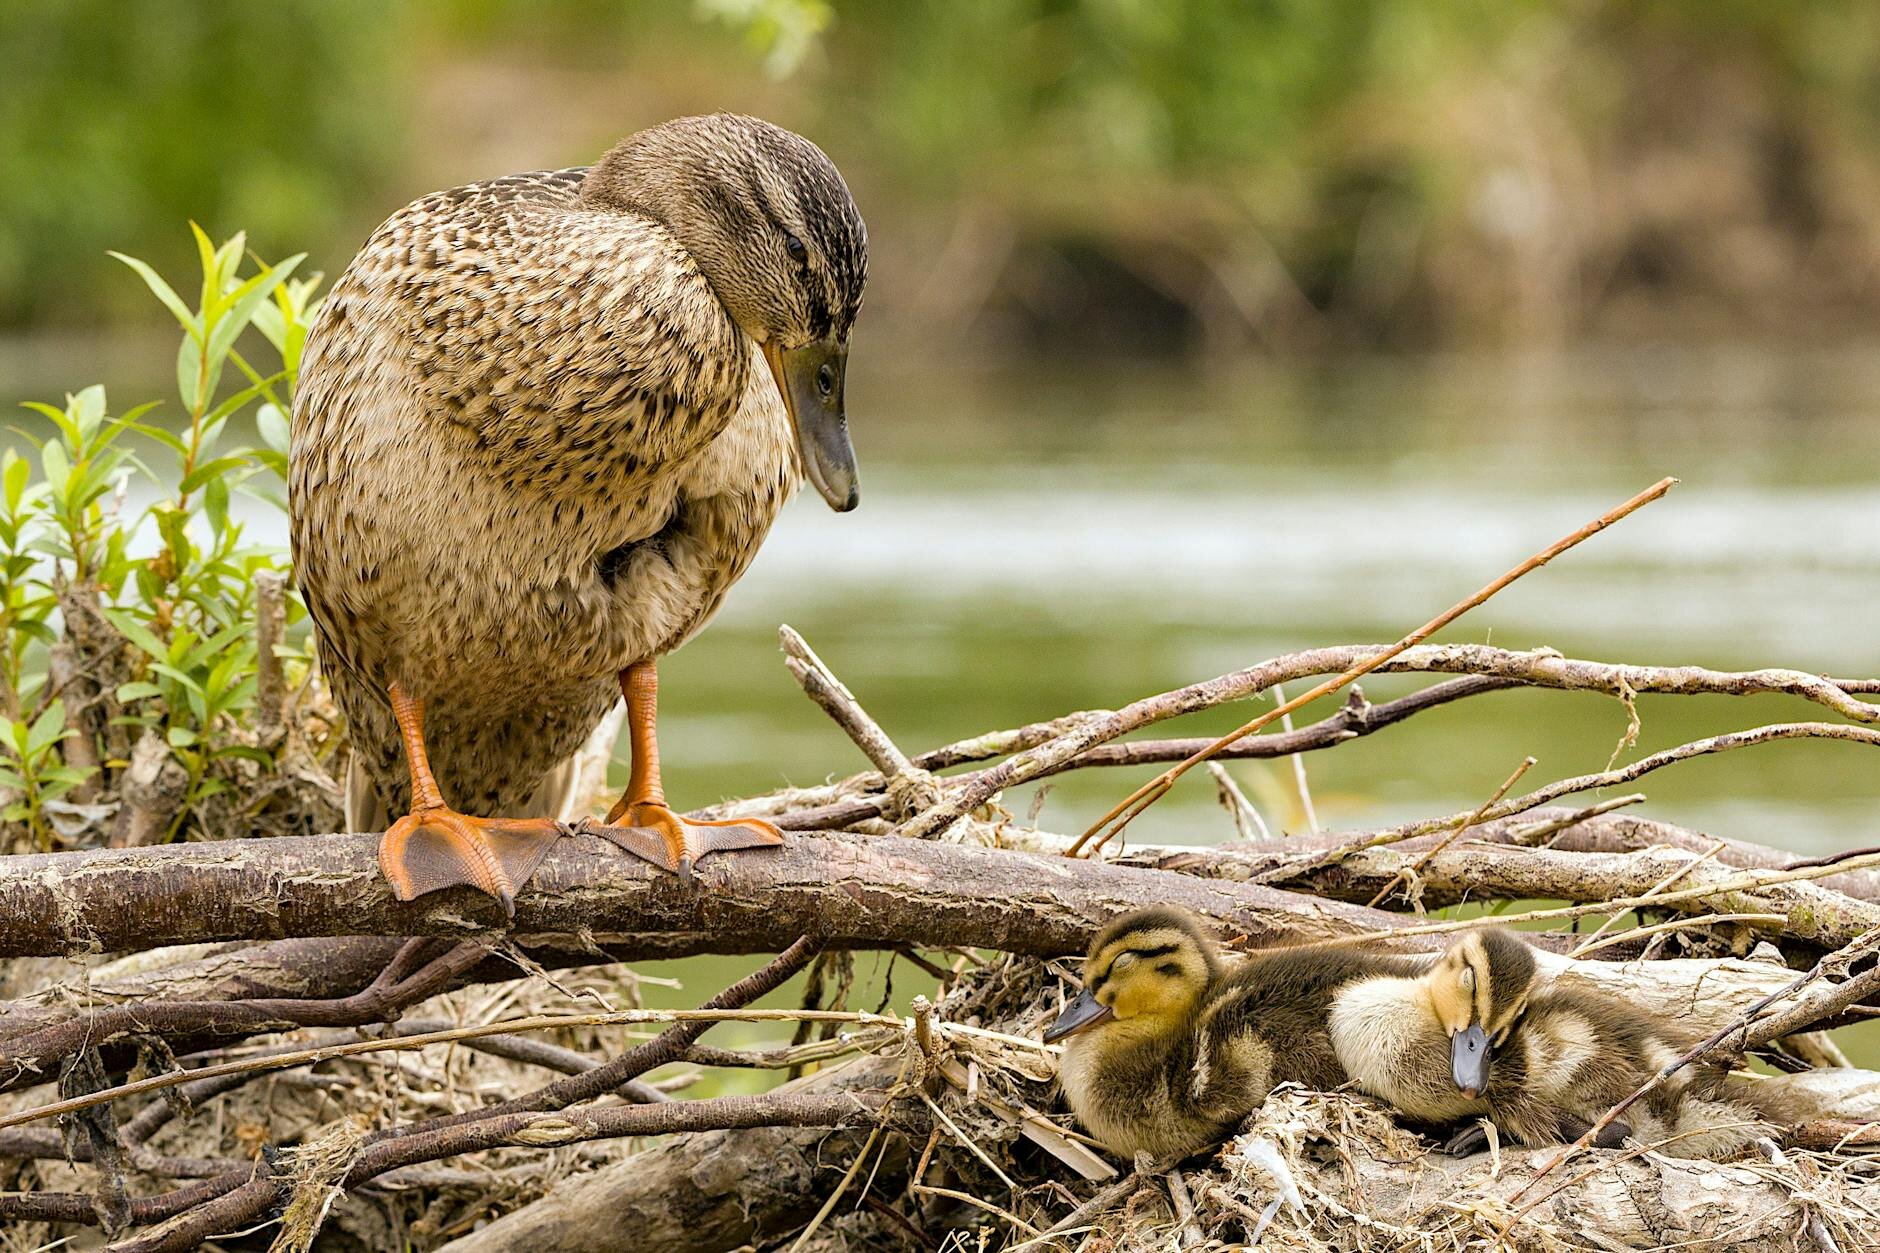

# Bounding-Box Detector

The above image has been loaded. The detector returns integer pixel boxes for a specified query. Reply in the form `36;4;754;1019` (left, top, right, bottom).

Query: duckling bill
291;113;867;911
1044;988;1112;1041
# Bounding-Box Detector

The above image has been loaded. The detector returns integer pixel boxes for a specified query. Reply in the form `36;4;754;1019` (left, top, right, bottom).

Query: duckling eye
1109;953;1138;975
784;234;807;266
1457;967;1476;994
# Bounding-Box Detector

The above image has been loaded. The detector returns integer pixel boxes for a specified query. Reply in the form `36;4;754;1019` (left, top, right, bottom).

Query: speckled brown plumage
291;114;865;846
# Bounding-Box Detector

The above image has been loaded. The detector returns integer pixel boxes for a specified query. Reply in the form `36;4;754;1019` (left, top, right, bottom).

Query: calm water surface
664;345;1879;855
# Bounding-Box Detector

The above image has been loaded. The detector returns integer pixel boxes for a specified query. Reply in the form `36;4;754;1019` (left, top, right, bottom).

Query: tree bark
1134;809;1880;903
0;828;1445;960
1151;837;1880;946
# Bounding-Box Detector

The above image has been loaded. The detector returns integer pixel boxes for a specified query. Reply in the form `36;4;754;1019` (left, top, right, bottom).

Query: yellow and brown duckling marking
1047;907;1428;1160
1332;929;1776;1156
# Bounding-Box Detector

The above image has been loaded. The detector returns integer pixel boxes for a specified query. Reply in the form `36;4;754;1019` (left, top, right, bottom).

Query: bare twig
1566;912;1787;957
738;644;1875;839
1284;849;1880;951
1261;721;1880;883
1071;477;1678;853
780;624;913;778
0;937;488;1089
1269;681;1319;833
1208;762;1271;841
1505;794;1646;842
1008;1174;1143;1251
96;1092;889;1251
1568;839;1725;956
1167;1166;1205;1249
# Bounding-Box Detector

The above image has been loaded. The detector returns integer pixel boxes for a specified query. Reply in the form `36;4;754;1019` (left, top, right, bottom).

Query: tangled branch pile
1;622;1878;1252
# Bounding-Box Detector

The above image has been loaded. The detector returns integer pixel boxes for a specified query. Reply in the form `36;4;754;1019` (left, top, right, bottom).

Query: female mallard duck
291;113;867;911
1045;907;1425;1159
1329;928;1775;1157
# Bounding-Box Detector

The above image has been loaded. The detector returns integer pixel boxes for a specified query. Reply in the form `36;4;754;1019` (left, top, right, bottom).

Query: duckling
292;114;867;911
1045;907;1427;1159
1330;928;1773;1157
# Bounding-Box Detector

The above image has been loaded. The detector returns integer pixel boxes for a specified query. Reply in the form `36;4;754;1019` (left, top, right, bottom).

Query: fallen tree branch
885;637;1874;842
88;1091;890;1253
0;827;1435;961
1136;808;1880;903
14;942;828;1240
0;937;491;1091
0;932;689;1089
1254;721;1880;878
1205;837;1880;946
0;833;1432;1094
4;808;1866;1100
1278;850;1880;953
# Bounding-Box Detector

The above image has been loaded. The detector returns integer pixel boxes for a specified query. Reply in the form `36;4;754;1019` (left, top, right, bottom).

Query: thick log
1134;809;1880;903
0;829;1442;961
1141;823;1880;946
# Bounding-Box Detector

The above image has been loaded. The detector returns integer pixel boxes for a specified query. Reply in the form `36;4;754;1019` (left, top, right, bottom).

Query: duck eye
784;234;807;265
1458;967;1476;994
816;363;835;398
1110;953;1137;974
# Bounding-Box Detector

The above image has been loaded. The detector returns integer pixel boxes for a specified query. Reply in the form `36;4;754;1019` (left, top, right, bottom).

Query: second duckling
1330;928;1775;1157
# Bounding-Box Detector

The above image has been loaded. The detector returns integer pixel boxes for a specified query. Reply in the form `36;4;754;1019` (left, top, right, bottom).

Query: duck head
1045;907;1222;1044
582;113;868;512
1424;929;1537;1098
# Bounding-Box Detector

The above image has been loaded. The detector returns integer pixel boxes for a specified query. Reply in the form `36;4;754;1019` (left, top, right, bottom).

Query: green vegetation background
7;1;1880;348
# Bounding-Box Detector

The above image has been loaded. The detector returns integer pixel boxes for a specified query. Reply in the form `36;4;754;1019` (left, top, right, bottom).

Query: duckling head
1425;929;1537;1097
582;112;868;512
1044;907;1222;1044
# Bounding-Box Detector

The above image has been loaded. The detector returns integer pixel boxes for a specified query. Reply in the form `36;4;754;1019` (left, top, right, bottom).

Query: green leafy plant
0;700;90;850
0;227;335;851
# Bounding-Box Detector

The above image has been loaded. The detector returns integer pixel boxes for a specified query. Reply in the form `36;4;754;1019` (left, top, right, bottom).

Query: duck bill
1451;1024;1492;1099
762;338;859;513
1044;990;1113;1043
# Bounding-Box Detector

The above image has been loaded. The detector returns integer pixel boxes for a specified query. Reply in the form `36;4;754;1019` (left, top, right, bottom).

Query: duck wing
295;167;752;487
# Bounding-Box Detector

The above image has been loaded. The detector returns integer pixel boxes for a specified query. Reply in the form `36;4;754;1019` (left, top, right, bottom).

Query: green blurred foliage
0;2;394;325
3;1;1879;340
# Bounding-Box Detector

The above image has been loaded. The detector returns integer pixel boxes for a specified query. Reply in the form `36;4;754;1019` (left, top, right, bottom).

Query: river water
668;344;1879;855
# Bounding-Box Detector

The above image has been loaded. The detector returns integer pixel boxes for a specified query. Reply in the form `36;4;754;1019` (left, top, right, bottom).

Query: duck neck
580;135;760;336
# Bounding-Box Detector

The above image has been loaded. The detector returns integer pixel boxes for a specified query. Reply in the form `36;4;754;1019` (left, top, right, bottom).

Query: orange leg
580;660;783;878
377;683;565;916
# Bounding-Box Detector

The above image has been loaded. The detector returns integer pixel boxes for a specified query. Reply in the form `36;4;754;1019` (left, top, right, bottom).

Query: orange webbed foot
579;801;782;880
379;809;567;916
